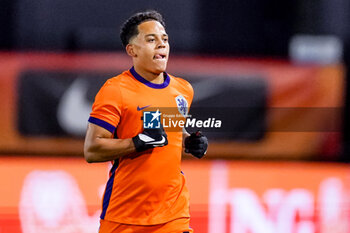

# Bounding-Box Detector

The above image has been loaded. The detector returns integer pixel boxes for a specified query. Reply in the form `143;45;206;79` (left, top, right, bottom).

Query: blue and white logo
175;95;188;117
143;109;161;129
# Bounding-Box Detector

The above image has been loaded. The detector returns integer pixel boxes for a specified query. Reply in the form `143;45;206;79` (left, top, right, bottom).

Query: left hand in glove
184;131;208;158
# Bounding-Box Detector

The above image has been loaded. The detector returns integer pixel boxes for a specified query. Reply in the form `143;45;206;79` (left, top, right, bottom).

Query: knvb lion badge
143;109;161;129
175;95;188;117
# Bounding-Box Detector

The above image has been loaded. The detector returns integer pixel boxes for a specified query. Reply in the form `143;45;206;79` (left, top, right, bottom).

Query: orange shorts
98;217;193;233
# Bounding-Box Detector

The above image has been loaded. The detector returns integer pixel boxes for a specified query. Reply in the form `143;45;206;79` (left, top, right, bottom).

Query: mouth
153;54;167;60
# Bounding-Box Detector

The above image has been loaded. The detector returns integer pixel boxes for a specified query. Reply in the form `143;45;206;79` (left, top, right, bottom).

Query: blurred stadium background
1;0;350;232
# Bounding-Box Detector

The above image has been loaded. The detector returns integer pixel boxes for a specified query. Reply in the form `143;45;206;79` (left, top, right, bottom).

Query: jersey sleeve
178;77;194;108
186;82;194;108
88;79;122;133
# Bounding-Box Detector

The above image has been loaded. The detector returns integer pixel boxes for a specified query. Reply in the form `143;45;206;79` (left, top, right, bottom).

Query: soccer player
84;10;208;233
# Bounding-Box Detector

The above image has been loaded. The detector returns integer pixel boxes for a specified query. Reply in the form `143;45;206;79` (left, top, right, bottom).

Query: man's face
129;20;169;74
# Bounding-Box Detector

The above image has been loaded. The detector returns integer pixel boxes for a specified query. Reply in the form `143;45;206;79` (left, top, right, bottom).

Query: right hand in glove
132;126;168;152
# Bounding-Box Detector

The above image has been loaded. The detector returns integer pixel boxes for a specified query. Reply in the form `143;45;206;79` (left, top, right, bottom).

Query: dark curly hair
120;10;165;47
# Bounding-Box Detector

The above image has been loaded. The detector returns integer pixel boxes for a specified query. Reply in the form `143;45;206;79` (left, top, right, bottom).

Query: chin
153;64;168;73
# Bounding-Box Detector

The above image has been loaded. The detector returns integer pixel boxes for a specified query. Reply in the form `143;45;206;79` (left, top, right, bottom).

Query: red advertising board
1;157;350;233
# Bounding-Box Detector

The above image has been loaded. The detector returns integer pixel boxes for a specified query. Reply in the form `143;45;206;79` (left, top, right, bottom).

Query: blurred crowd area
0;0;349;162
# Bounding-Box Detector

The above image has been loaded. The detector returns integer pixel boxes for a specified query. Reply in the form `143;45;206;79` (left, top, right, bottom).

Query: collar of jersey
130;66;170;89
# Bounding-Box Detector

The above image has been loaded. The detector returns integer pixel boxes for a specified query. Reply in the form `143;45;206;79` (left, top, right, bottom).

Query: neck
133;66;164;84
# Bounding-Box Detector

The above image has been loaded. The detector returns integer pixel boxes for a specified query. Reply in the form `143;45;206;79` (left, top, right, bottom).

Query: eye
163;38;168;42
147;38;155;42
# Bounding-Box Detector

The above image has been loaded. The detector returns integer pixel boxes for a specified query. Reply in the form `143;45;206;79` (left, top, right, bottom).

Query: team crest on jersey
175;95;188;117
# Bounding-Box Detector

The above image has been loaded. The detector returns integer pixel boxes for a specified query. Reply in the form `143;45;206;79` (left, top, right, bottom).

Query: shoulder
95;71;133;102
104;70;130;86
169;74;193;94
168;74;194;105
100;70;134;91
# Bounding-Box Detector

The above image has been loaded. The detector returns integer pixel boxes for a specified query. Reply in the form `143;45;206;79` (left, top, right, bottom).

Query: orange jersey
88;67;194;225
99;218;193;233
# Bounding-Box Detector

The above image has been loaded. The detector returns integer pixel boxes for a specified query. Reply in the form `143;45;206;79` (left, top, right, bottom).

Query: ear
126;44;137;57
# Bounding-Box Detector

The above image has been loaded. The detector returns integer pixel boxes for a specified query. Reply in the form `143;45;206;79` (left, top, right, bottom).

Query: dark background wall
9;0;201;52
0;0;14;49
0;0;349;55
0;0;300;55
198;0;296;56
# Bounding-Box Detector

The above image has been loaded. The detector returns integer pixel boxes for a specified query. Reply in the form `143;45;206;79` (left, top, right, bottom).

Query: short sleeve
176;77;194;108
186;82;194;108
88;79;122;133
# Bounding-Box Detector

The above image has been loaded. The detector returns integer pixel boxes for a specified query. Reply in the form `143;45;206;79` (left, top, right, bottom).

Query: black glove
184;131;208;158
132;126;168;152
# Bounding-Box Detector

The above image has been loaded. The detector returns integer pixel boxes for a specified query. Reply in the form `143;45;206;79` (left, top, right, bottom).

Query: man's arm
84;123;136;163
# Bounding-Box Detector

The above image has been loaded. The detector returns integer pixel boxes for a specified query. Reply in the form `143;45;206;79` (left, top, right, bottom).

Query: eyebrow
145;33;168;37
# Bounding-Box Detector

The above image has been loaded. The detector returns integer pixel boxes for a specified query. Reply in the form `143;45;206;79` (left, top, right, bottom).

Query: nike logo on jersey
137;105;151;111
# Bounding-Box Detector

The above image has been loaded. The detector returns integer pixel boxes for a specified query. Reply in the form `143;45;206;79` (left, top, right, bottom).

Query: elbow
84;153;95;163
83;143;98;163
84;150;95;163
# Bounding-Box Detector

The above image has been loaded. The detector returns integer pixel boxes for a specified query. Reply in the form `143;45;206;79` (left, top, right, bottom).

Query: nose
157;39;166;48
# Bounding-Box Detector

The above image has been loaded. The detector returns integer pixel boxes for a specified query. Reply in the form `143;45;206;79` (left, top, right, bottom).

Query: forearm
84;137;136;163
